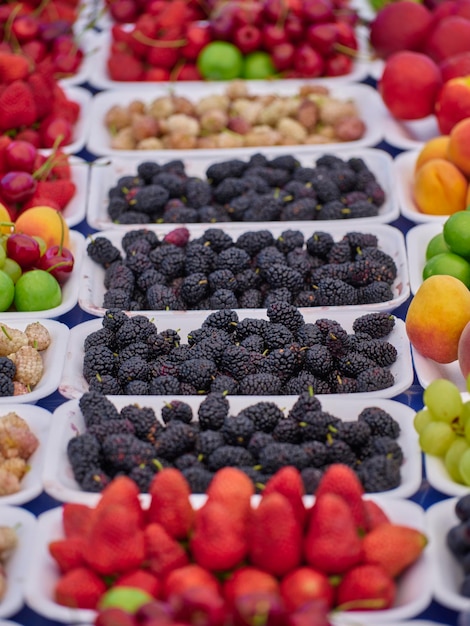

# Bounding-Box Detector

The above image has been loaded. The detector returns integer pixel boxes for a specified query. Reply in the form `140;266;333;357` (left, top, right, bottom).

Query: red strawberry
0;80;37;132
362;523;427;577
14;128;40;148
84;504;146;576
26;71;54;120
0;52;31;84
95;475;145;527
190;500;248;572
0;136;12;173
39;115;74;148
304;492;363;575
205;466;254;528
146;468;194;540
62;502;94;539
162;564;221;601
262;466;307;528
54;566;107;609
49;150;72;180
49;537;86;573
248;492;303;577
29;179;76;210
336;564;396;611
279;566;335;613
107;51;144;81
114;569;161;598
223;567;279;609
144;522;189;578
314;463;367;532
363;499;390;532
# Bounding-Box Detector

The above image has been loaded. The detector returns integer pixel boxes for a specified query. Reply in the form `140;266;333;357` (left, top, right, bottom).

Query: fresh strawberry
314;463;367;532
54;566;107;609
28;179;76;210
190;500;248;572
62;502;94;538
280;566;335;613
262;466;307;528
162;564;221;601
144;522;189;578
248;492;303;577
363;499;391;532
205;466;254;528
84;503;146;576
26;71;54;119
0;80;37;132
362;522;427;577
49;150;72;180
146;468;194;540
0;52;31;84
95;475;145;527
223;567;280;609
14;128;40;148
107;51;144;81
304;492;363;575
114;568;161;598
0;136;12;173
336;564;396;611
49;537;86;573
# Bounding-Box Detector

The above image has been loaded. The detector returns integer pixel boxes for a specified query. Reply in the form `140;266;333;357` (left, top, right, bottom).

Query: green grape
444;437;469;483
423;379;464;423
414;408;433;434
419;421;457;456
458;448;470;485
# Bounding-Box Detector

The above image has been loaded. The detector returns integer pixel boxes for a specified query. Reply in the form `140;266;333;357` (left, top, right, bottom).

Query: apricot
447;117;470;177
415;136;450;171
14;206;70;249
412;158;468;215
379;51;442;120
406;274;470;363
435;77;470;134
0;204;14;235
423;16;470;64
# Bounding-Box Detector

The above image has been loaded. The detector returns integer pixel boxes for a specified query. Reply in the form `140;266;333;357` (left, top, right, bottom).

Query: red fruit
336;564;396;611
0;52;31;84
146;44;180;70
307;23;338;55
11;15;39;43
0;136;12;172
301;0;334;23
234;24;263;55
38;116;73;149
172;63;202;81
224;567;280;609
210;3;237;39
205;466;255;528
424;16;470;64
262;23;289;51
37;245;75;284
49;537;86;573
284;15;304;40
294;44;324;77
170;586;227;626
440;51;470;81
163;227;190;247
362;523;427;577
314;464;367;531
162;564;221;601
115;569;161;598
232;591;287;626
0;172;37;204
29;179;76;210
62;502;94;538
280;566;335;612
22;39;49;64
144;67;171;81
5;140;37;173
95;608;136;626
287;599;331;626
14;128;40;148
264;0;289;22
147;468;194;539
181;22;212;61
262;466;306;528
96;475;145;526
109;0;139;22
249;492;303;577
144;522;189;578
54;566;107;609
0;80;37;132
271;42;296;71
324;53;353;76
107;51;144;81
363;499;390;531
304;492;363;575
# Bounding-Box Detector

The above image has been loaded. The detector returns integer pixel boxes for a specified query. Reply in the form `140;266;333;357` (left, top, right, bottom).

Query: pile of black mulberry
67;389;404;495
82;305;398;396
87;227;397;311
105;153;386;224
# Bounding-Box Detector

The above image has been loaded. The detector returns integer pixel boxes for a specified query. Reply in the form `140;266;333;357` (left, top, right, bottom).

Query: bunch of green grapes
414;377;470;484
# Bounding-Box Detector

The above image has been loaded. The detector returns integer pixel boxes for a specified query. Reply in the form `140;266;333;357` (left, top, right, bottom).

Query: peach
439;51;470;82
14;206;70;249
412;158;468;215
379;51;442;120
406;274;470;363
447;117;470;177
435;77;470;134
415;136;450;171
458;320;470;378
423;16;470;64
369;1;433;59
0;204;14;235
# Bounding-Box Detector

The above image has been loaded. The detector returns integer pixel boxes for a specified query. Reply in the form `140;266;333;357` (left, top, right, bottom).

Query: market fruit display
422;212;470;286
0;411;40;495
47;464;427;615
0;524;18;602
105;82;366;151
65;389;405;494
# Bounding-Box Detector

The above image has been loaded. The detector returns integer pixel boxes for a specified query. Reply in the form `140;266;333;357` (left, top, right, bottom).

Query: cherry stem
333;42;373;61
46;260;70;273
4;4;23;52
133;30;187;47
32;135;66;181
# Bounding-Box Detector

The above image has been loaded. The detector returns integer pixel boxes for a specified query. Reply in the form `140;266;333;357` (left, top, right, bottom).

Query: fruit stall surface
3;0;470;623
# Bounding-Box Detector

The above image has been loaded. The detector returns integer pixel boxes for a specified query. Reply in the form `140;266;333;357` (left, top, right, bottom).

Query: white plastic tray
43;395;421;504
0;506;37;619
406;223;443;295
0;404;51;505
86;147;399;230
24;497;431;624
85;82;387;158
0;230;86;320
411;345;467;393
426;497;470;612
57;156;89;227
384;116;440;152
58;310;414;400
41;86;92;156
0;319;69;405
394;151;454;225
78;222;409;317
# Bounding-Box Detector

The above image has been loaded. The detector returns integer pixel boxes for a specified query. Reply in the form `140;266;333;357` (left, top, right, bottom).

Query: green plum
0;270;14;311
14;269;62;311
98;587;153;613
2;258;22;284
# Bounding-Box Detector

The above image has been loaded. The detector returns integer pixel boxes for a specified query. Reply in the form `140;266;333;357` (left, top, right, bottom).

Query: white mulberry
8;346;44;387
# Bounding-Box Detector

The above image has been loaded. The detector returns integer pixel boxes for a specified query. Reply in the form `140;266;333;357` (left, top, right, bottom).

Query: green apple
98;586;153;613
197;41;244;80
0;270;14;312
242;51;276;80
14;269;62;311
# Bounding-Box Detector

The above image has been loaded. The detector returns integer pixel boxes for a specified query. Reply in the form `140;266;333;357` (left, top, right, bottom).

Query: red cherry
285;15;304;40
37;245;74;284
11;15;39;43
234;24;263;54
146;44;180;70
21;40;47;63
210;3;237;39
301;0;334;23
6;233;41;269
144;67;171;81
263;0;288;22
307;23;338;55
181;22;212;61
294;43;325;76
39;117;73;149
53;50;84;76
334;21;358;50
324;52;353;75
173;63;202;81
147;0;166;14
234;1;264;27
5;141;37;174
109;0;138;22
0;171;37;203
262;23;289;51
38;20;72;42
271;41;296;71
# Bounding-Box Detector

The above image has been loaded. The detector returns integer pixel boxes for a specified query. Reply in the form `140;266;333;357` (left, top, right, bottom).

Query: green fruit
0;245;5;269
98;587;153;613
14;269;62;312
422;251;470;288
2;258;22;284
197;41;244;80
0;270;14;312
443;211;470;258
425;233;450;260
242;51;276;79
